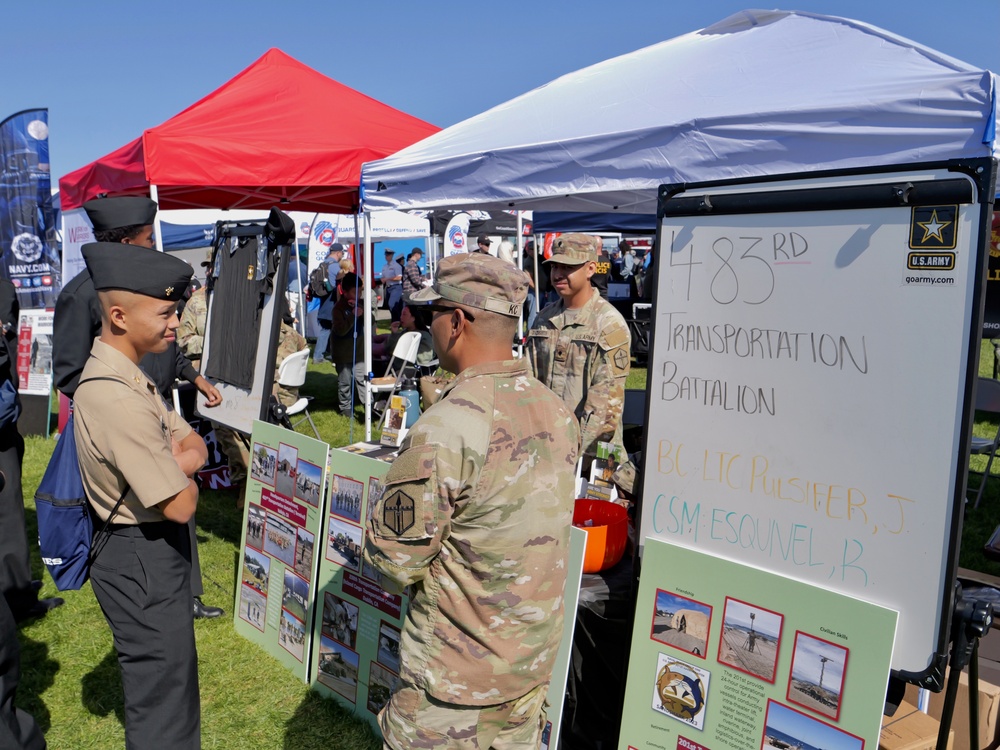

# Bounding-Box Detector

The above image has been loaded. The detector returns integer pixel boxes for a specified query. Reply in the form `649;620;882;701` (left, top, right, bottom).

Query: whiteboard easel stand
936;590;995;750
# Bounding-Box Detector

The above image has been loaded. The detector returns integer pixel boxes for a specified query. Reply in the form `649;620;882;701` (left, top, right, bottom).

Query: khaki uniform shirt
364;358;579;705
74;340;193;525
526;290;631;456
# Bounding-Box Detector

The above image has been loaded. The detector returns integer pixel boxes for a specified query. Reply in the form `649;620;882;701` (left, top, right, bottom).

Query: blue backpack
35;381;128;591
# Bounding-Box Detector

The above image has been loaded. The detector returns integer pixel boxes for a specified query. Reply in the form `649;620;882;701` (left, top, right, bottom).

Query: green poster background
543;526;588;749
233;420;330;682
310;447;406;730
620;539;897;750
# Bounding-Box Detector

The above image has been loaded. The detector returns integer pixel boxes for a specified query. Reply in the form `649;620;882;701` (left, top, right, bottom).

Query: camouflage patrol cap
546;233;599;266
408;252;528;317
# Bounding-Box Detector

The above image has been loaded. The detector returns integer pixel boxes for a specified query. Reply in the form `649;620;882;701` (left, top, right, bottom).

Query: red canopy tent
59;48;439;212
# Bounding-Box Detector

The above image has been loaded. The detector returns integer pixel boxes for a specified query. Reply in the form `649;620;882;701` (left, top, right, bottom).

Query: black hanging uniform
204;234;271;389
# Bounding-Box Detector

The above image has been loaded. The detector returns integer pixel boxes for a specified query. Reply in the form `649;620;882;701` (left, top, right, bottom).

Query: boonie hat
408;252;528;317
82;196;157;231
546;233;599;266
83;242;192;302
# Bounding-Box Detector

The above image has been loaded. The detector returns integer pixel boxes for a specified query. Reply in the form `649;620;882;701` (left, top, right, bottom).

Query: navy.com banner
0;109;59;308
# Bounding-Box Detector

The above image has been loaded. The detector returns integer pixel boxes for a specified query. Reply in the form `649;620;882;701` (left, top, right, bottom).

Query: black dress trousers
89;521;200;750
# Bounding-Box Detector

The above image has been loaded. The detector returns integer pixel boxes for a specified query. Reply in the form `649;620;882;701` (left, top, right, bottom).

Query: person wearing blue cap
74;240;207;750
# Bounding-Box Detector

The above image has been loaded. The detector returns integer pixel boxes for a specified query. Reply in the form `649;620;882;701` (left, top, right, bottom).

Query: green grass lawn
13;346;1000;747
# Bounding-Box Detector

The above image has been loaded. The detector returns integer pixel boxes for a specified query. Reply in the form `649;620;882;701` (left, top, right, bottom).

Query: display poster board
640;161;994;685
16;308;53;395
542;526;587;750
619;539;897;750
234;420;329;682
309;448;587;743
310;448;407;728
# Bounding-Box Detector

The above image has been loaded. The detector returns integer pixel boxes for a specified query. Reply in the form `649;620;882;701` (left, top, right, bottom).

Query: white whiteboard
639;162;994;683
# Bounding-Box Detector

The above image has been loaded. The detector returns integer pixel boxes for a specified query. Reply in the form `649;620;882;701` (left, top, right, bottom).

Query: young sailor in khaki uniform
74;241;207;750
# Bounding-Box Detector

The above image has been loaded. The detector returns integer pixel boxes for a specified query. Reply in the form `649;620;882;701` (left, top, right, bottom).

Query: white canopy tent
361;9;999;215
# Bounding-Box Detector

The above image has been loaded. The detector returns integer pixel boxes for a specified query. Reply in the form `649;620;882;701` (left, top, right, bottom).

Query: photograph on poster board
293;527;315;581
242;549;270;595
322;592;359;650
331;474;364;524
246;504;265;551
294;458;323;507
279;609;306;663
326;517;362;572
361;557;384;588
787;632;849;722
239;584;267;632
317;635;360;703
761;700;863;750
282;569;309;623
651;653;710;730
367;476;383;524
264;512;297;567
276;442;299;498
251;442;277;486
377;621;402;674
367;662;399;716
718;597;783;683
650;589;712;659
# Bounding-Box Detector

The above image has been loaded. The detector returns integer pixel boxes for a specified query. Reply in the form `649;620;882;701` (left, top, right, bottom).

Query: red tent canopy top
59;49;440;212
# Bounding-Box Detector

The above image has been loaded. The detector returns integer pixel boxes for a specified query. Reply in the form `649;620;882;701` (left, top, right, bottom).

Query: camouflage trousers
379;681;548;750
214;425;249;485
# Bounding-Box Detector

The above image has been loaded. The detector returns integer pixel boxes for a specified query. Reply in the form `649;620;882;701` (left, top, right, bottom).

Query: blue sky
766;701;862;750
4;1;997;182
790;633;847;688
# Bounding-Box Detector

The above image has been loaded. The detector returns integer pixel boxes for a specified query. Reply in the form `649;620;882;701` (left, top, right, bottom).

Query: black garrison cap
82;196;157;231
82;242;192;301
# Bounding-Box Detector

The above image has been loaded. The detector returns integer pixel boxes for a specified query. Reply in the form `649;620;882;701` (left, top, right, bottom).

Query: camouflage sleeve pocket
370;444;437;542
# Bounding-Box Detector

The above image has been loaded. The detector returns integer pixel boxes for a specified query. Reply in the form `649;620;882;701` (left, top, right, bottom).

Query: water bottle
398;378;421;428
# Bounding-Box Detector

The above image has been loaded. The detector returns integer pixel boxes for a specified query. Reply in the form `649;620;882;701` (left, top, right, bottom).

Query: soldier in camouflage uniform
364;253;579;750
526;233;631;459
176;285;207;364
273;322;308;407
177;285;249;488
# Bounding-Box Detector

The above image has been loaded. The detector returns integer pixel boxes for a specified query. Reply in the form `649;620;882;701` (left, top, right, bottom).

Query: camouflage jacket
363;358;579;705
274;323;308;376
526;290;630;456
177;286;207;359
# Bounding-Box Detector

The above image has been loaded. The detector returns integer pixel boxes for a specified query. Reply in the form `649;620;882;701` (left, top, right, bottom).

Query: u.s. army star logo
382;490;415;535
613;347;629;372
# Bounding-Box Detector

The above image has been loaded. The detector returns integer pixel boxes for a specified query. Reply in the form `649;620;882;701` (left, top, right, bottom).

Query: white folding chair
277;349;319;439
370;332;422;428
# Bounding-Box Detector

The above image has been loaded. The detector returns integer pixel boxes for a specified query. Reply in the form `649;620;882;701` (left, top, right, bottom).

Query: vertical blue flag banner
0;109;60;308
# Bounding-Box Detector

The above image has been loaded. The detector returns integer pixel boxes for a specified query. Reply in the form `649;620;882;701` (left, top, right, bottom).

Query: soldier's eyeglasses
426;304;475;321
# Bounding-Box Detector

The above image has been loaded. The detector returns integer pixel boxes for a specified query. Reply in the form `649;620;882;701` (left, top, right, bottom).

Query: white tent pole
362;212;374;441
150;184;164;253
294;227;305;337
515;211;525;357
